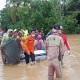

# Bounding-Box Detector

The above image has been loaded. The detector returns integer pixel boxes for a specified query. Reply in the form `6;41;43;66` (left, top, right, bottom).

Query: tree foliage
0;0;80;34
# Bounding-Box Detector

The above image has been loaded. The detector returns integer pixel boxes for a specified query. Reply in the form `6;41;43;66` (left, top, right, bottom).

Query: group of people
0;24;70;80
0;28;46;64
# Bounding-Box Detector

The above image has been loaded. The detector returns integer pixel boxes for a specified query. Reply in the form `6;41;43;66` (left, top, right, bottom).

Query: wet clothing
24;52;35;64
48;59;61;80
46;33;64;80
61;34;70;50
1;36;22;64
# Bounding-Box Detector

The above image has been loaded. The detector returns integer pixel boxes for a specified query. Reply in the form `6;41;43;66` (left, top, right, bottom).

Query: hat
7;29;13;33
18;31;23;34
52;24;61;30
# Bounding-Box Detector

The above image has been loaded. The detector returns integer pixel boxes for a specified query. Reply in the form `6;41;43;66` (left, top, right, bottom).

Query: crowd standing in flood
0;28;46;65
0;24;70;80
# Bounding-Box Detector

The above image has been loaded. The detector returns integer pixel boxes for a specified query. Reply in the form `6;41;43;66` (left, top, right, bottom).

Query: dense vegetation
0;0;80;34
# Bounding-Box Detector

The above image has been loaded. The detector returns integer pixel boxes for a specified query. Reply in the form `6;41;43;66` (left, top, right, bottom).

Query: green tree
0;0;80;34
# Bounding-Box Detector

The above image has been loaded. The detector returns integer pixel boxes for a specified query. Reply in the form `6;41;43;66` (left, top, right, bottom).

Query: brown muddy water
0;34;80;80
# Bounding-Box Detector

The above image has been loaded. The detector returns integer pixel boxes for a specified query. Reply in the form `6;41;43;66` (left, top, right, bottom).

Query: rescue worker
24;29;36;64
46;24;64;80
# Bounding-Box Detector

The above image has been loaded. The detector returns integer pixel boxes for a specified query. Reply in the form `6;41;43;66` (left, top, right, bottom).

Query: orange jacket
17;36;28;53
25;35;35;54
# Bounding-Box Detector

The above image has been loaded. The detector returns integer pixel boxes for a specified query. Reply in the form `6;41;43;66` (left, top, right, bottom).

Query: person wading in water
46;24;65;80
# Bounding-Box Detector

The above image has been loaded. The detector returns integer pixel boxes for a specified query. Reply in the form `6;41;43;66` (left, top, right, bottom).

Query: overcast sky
0;0;6;10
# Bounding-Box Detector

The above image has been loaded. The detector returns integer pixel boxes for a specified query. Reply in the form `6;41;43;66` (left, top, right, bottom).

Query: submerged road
0;34;80;80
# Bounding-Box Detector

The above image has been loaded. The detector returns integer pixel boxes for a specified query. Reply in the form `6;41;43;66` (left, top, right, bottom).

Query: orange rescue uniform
25;35;35;54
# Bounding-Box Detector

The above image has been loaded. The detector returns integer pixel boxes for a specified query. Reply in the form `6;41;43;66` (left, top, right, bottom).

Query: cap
53;24;61;30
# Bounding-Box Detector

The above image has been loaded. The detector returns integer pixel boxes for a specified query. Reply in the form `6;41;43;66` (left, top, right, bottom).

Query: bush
62;14;77;34
75;25;80;34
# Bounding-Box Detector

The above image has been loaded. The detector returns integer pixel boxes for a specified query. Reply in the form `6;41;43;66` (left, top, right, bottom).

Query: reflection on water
0;35;80;80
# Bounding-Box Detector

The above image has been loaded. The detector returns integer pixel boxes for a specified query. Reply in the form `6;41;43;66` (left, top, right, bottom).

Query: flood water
0;34;80;80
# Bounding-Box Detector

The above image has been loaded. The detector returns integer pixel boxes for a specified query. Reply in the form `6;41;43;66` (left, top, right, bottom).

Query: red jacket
61;34;70;50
